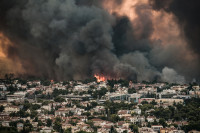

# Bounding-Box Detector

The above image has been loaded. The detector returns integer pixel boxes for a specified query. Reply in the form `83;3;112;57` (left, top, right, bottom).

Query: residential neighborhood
0;77;200;133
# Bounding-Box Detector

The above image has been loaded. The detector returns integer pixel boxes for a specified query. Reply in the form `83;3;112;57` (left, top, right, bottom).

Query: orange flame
94;74;106;82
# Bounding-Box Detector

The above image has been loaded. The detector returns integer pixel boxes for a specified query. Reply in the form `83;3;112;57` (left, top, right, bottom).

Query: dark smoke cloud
0;0;199;83
149;0;200;82
150;0;200;57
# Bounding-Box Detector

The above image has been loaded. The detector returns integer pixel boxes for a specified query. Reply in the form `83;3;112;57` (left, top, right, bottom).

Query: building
7;95;24;102
151;125;163;132
138;98;155;104
4;105;20;112
156;99;183;106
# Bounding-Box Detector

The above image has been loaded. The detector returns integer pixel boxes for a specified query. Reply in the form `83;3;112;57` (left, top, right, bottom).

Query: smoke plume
0;0;199;83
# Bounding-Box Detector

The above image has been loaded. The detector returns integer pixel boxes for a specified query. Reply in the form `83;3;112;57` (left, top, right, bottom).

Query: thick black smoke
149;0;200;82
150;0;200;57
0;0;199;83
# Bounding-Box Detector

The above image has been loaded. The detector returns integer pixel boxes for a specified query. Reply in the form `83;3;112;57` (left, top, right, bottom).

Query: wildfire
94;74;106;82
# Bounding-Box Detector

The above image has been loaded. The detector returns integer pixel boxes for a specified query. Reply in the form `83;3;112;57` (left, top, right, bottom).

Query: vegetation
92;87;108;99
54;96;65;102
107;79;129;88
128;87;136;94
0;105;4;112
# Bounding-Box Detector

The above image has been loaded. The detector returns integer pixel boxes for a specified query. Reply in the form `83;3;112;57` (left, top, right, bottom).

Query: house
55;108;71;116
156;99;183;106
151;125;163;132
17;123;24;131
93;106;105;114
188;130;200;133
4;105;20;112
128;93;141;103
31;122;38;128
41;105;51;111
138;116;145;123
116;121;126;127
7;95;24;102
147;116;156;123
133;108;141;115
40;126;53;133
139;98;155;104
62;123;73;130
1;121;10;127
97;127;110;133
139;127;157;133
118;110;131;118
0;85;7;91
160;128;185;133
91;118;104;127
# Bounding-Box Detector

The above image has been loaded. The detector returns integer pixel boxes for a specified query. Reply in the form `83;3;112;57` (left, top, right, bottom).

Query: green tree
0;105;4;112
110;114;120;123
159;118;167;127
54;96;65;102
110;126;117;133
129;124;138;133
128;88;136;94
30;110;38;119
42;80;51;86
46;118;52;127
53;117;62;132
64;128;72;133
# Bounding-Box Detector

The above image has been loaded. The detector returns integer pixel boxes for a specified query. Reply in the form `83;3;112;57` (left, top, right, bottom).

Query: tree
46;118;52;127
53;117;62;132
159;118;167;127
110;126;117;133
42;80;51;86
123;130;128;133
30;110;38;119
141;101;148;105
92;87;108;99
64;128;72;133
110;114;120;123
83;112;91;117
31;104;41;110
42;101;49;106
7;86;17;94
129;124;138;133
0;105;4;112
23;120;33;132
91;102;97;108
152;119;158;125
150;100;157;105
4;73;14;83
128;88;136;94
54;96;65;102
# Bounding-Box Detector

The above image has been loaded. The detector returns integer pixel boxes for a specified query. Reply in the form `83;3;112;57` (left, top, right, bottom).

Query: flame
94;74;106;82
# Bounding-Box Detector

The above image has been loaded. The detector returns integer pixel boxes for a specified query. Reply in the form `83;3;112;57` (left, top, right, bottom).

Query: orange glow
0;33;25;78
0;33;12;57
102;0;185;47
103;0;149;22
94;74;106;82
103;0;137;21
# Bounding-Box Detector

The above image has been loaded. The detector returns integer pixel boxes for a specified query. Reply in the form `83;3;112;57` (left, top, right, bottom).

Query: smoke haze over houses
0;0;200;83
